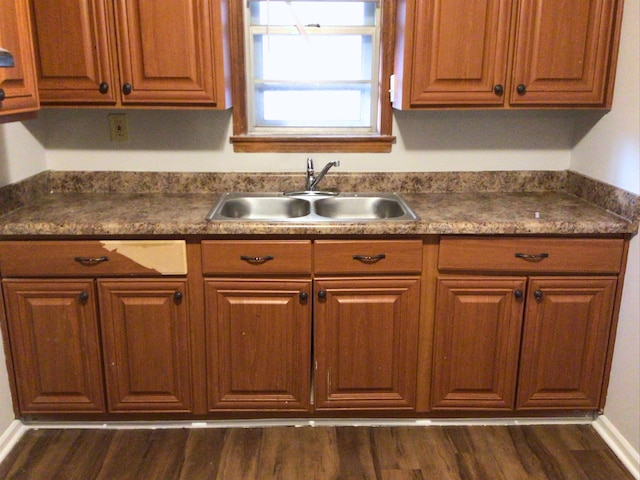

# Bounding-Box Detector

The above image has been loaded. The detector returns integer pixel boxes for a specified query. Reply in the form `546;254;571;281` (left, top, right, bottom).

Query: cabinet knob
493;84;504;96
514;289;523;299
517;84;527;95
99;82;109;94
79;291;89;303
534;289;543;300
122;83;132;95
173;291;183;302
299;292;308;301
0;88;5;102
318;290;327;299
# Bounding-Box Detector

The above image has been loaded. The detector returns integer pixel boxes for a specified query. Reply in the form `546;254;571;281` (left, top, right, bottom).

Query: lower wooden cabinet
431;277;525;410
0;237;626;418
313;277;420;410
517;277;617;410
434;236;624;412
2;280;105;413
205;279;312;411
98;279;192;412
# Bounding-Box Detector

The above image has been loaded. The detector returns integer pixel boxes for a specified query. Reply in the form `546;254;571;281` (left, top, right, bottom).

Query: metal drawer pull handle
240;255;275;263
74;256;109;266
353;254;386;262
515;252;549;261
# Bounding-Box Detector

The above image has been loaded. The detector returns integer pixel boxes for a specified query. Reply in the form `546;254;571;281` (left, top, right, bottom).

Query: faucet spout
307;159;340;191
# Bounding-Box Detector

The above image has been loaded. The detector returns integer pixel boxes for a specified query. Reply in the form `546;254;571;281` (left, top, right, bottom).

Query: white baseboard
593;414;640;479
0;420;26;465
21;415;594;430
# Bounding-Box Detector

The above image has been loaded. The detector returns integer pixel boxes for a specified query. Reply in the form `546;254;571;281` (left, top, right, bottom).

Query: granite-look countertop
0;190;633;237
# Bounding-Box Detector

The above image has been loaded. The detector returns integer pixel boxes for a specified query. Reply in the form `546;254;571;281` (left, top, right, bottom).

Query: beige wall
571;0;640;454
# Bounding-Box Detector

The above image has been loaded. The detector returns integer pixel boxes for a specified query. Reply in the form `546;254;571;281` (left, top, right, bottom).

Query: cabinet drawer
314;240;423;274
439;237;624;273
0;240;187;277
202;240;312;275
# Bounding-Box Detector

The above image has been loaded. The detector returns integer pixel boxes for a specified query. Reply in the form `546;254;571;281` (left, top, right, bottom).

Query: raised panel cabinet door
517;277;617;410
30;0;117;104
99;279;192;412
0;0;39;120
114;0;220;105
314;277;420;410
431;277;526;410
510;0;620;106
2;280;105;413
205;279;312;411
404;0;512;106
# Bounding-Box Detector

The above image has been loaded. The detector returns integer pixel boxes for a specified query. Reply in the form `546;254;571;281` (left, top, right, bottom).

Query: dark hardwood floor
0;424;633;479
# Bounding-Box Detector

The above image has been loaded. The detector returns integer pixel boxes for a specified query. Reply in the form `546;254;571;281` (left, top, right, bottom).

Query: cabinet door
314;277;420;410
0;0;39;120
517;277;617;410
99;279;192;412
431;277;526;410
30;0;117;104
400;0;512;107
510;0;620;106
206;279;312;411
2;280;105;413
114;0;221;106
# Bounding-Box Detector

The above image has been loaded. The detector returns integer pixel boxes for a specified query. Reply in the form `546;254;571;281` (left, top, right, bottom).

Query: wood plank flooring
0;424;633;479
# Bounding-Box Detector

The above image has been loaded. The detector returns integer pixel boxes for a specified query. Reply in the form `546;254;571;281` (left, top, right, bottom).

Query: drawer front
314;240;423;274
202;240;312;275
0;240;187;277
439;237;624;273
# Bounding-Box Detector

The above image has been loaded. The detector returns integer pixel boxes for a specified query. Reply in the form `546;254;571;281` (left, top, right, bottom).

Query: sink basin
207;192;419;222
314;196;408;220
214;196;311;220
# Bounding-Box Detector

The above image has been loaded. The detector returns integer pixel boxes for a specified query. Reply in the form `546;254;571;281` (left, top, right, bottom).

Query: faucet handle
306;157;314;171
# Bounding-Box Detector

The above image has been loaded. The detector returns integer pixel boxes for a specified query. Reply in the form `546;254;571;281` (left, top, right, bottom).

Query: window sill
230;135;396;153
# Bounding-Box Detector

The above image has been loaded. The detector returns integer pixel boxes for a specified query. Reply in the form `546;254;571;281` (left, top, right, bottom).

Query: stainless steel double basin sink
206;192;419;222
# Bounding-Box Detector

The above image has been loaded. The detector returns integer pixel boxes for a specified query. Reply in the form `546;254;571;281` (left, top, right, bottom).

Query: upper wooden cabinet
394;0;624;108
510;0;621;106
29;0;231;108
0;0;39;121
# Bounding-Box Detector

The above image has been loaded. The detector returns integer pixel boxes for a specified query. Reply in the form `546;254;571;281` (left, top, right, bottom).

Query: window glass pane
254;34;372;81
250;2;375;26
262;89;370;127
245;0;381;134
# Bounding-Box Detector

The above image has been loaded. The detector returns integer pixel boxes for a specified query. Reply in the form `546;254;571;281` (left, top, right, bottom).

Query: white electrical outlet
109;114;129;142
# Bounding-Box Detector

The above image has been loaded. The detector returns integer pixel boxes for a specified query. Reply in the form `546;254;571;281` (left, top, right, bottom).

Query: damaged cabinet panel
0;240;187;276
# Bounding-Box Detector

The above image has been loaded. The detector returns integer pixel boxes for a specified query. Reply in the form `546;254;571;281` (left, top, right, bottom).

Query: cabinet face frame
2;279;105;413
98;279;193;413
205;279;312;411
313;277;420;410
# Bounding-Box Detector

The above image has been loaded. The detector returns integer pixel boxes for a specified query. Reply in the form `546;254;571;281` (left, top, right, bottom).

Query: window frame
228;0;396;153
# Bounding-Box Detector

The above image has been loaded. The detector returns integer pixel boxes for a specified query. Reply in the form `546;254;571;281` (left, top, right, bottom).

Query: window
229;0;395;152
